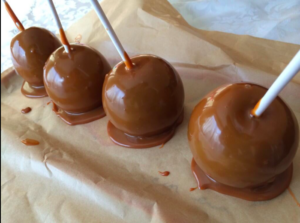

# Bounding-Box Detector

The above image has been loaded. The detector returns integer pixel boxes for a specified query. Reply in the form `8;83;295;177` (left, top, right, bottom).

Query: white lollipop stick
252;50;300;117
89;0;133;69
47;0;71;54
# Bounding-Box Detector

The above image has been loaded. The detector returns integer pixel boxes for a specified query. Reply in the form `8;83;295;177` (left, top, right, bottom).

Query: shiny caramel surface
44;44;111;114
188;83;299;188
10;27;61;87
191;159;293;201
103;55;184;137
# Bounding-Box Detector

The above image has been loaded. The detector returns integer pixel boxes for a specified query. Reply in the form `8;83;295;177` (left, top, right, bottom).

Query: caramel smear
190;187;198;192
288;188;300;208
21;139;40;146
21;107;32;114
158;171;170;176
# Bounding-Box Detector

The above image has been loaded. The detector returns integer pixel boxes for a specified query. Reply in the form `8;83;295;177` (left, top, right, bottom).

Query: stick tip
124;52;134;69
251;99;261;117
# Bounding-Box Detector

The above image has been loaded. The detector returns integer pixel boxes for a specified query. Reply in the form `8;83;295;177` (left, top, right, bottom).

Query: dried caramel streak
59;28;71;52
21;138;40;146
159;143;165;149
251;99;261;117
5;2;25;31
124;52;133;69
288;188;300;208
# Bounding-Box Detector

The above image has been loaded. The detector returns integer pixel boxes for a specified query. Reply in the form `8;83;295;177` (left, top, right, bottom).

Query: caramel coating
44;44;111;114
188;83;299;188
10;27;61;87
103;55;184;137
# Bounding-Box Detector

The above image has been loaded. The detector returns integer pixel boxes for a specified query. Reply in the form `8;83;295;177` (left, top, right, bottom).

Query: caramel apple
103;55;185;148
188;83;299;201
10;27;62;98
44;44;111;125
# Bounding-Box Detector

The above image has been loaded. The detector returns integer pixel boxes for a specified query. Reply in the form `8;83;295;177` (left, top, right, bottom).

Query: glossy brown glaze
21;138;40;146
191;159;293;201
44;44;111;125
103;55;185;148
52;101;106;125
21;107;32;114
159;171;170;176
107;111;183;148
188;83;299;200
21;81;48;98
10;27;62;98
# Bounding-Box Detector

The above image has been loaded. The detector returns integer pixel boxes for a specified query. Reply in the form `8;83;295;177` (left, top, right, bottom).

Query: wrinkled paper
1;0;300;222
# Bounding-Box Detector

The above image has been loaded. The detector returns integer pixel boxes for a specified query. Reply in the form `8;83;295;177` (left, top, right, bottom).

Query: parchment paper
1;0;300;222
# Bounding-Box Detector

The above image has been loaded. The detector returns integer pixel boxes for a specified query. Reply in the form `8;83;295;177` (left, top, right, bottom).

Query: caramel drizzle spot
21;107;32;114
21;138;40;146
158;171;170;176
189;187;198;192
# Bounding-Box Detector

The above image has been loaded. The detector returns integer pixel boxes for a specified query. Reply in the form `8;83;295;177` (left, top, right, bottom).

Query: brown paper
1;0;300;222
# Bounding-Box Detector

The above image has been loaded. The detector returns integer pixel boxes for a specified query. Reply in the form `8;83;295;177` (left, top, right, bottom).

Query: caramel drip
124;52;133;69
52;102;59;112
159;143;165;149
21;107;32;114
59;28;71;52
288;188;300;208
4;2;25;31
251;99;261;116
191;159;294;201
158;171;170;176
21;139;40;146
107;111;184;149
